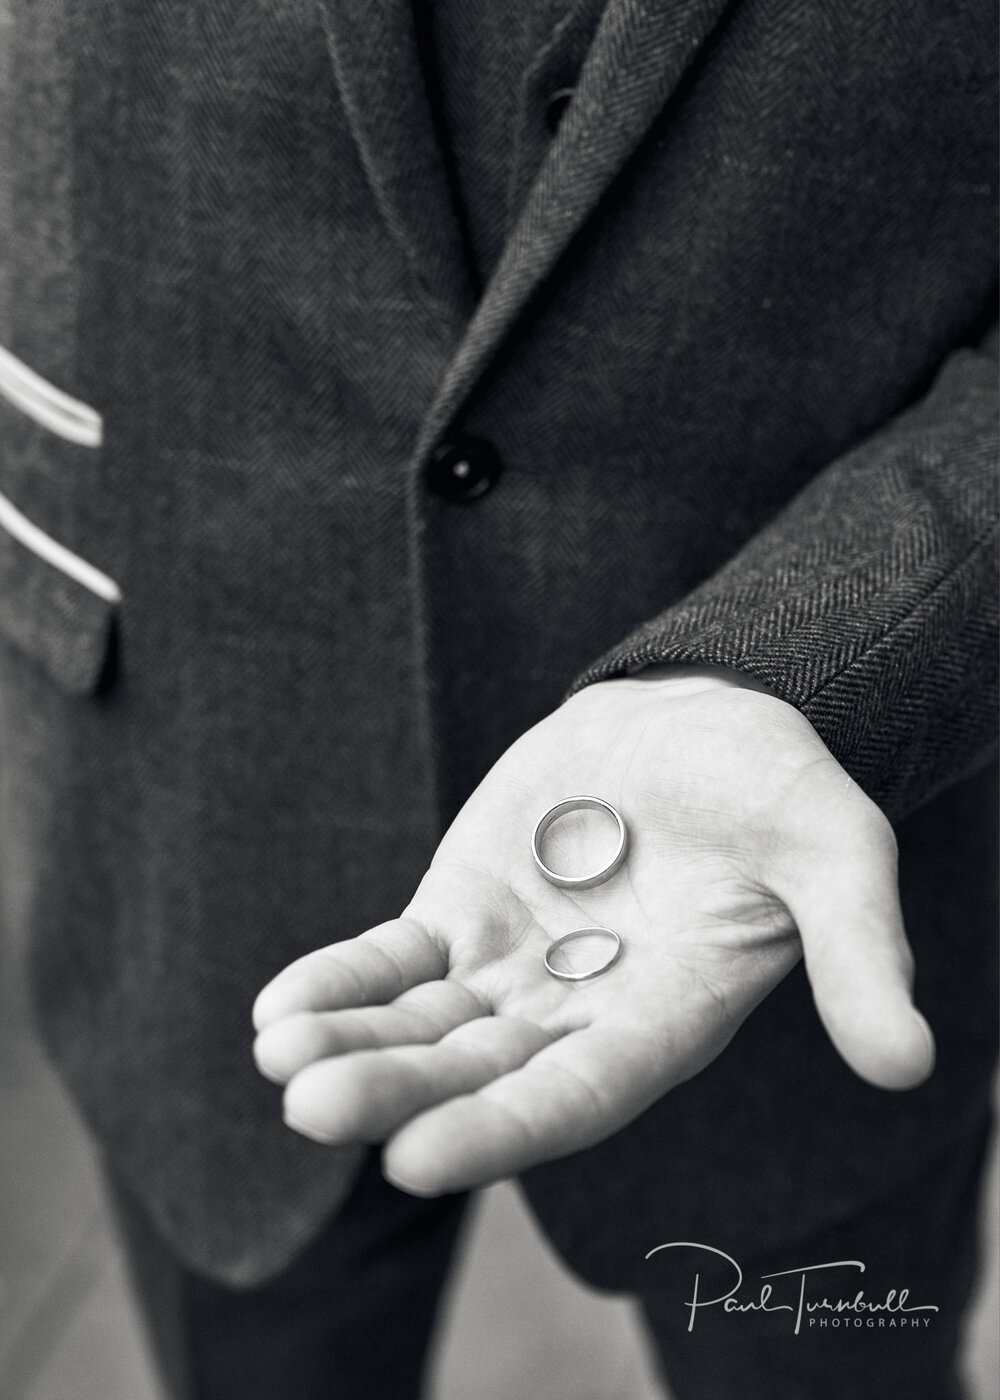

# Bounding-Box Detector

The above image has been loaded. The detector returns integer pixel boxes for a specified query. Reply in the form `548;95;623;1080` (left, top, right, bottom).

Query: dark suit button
545;88;575;133
426;435;503;501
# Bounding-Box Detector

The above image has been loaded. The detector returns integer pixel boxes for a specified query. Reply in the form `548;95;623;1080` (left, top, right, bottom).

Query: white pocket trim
0;344;103;448
0;488;122;604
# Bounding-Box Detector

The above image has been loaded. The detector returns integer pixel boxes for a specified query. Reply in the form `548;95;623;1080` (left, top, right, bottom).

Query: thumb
784;814;935;1090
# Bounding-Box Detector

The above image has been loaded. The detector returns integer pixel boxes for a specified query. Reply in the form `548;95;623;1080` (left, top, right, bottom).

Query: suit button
426;435;503;501
545;87;575;132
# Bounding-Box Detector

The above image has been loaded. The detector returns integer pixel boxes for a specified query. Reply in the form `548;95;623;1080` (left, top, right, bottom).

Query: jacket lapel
316;0;477;328
415;0;735;459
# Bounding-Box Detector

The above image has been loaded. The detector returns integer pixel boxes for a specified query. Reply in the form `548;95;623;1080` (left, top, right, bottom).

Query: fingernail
254;1055;286;1086
382;1150;445;1197
382;1167;442;1198
282;1110;337;1145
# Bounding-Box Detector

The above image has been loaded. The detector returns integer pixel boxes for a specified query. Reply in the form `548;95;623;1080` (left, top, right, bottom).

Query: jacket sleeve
568;326;999;821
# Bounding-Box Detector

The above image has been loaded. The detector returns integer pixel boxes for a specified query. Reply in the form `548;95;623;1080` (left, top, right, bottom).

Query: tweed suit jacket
0;0;996;1289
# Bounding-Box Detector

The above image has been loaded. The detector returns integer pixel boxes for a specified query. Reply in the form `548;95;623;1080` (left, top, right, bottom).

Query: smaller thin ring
544;927;623;982
531;796;628;890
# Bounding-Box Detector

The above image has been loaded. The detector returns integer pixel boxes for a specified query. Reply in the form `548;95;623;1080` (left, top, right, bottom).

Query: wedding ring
544;927;623;981
531;796;628;890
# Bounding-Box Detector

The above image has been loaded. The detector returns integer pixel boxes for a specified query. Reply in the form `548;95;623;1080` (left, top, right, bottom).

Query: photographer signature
645;1243;939;1335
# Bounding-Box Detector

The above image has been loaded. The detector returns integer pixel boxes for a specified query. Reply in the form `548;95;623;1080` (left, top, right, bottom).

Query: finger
282;1015;558;1145
253;980;487;1083
382;1022;674;1196
786;814;935;1091
252;919;446;1030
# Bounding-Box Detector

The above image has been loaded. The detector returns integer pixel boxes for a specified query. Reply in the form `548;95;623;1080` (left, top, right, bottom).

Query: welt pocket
0;344;104;447
0;352;119;695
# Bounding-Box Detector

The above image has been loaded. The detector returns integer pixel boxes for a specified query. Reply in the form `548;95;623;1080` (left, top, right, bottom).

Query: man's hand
252;672;934;1196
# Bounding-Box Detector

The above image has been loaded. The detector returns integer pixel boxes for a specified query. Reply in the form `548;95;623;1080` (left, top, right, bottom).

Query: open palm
253;673;934;1196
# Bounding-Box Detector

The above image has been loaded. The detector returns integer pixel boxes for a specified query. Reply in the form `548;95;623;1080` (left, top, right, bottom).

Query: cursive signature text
644;1243;939;1335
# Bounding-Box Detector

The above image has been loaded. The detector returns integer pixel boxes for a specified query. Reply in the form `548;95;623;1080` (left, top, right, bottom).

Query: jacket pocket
0;344;103;447
0;350;120;695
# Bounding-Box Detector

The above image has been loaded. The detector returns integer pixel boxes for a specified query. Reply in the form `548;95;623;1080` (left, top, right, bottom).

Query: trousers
108;1109;993;1400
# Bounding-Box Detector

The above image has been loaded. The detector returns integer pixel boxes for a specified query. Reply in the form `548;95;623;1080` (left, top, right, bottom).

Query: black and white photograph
0;1;997;1396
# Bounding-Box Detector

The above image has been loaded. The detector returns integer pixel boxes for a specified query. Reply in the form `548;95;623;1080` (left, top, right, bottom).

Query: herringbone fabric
0;0;996;1289
570;332;999;819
